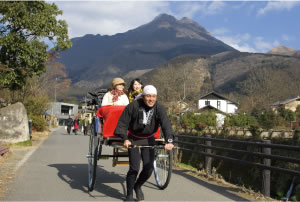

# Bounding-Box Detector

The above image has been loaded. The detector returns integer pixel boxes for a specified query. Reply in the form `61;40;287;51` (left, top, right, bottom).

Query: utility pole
55;77;57;103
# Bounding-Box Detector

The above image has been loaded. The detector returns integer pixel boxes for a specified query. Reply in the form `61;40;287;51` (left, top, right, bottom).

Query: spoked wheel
153;147;173;189
87;122;98;191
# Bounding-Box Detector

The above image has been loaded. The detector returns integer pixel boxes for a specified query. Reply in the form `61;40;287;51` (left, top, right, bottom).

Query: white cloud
214;30;283;53
254;37;280;52
212;27;230;35
54;1;171;38
174;1;226;19
206;1;226;15
257;1;300;16
215;33;256;53
282;34;295;42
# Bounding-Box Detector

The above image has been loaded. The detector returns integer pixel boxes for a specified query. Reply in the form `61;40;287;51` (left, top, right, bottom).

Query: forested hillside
140;51;300;112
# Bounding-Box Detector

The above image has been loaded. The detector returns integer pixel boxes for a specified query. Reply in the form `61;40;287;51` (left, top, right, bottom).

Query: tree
0;1;72;90
40;57;71;101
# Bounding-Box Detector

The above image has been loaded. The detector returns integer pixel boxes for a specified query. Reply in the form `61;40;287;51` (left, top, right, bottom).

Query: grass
3;140;32;147
178;162;198;171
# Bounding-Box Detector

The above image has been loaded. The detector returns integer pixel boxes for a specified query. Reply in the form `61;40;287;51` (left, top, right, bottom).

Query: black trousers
126;147;155;196
83;126;88;135
67;125;72;134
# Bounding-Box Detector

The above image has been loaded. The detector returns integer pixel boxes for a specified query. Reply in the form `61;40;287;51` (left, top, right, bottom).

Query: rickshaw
85;90;173;192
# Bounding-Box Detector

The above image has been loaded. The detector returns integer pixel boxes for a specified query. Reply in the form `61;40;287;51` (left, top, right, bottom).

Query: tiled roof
271;96;300;106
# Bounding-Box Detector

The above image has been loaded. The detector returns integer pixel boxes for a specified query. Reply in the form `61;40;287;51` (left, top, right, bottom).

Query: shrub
24;95;49;116
29;115;46;132
224;113;257;128
180;111;217;131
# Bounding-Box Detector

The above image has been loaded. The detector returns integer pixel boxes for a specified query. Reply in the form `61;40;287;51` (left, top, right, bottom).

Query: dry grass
174;165;275;201
0;130;51;200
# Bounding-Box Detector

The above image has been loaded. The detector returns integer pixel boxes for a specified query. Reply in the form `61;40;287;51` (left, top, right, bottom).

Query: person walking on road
73;116;80;135
66;115;73;135
114;85;174;201
83;117;89;135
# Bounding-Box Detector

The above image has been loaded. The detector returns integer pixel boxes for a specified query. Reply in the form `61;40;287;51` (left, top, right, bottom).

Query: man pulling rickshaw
87;78;174;201
114;85;174;201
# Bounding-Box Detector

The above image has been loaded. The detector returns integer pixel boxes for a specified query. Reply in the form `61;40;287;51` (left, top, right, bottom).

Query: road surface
5;127;249;201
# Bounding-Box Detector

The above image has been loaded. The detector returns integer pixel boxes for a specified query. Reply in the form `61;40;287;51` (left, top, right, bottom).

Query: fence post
28;119;33;140
205;134;212;175
262;139;271;197
173;135;178;166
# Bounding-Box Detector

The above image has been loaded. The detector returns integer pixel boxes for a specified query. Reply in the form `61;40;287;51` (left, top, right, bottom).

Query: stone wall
176;127;295;139
0;102;29;143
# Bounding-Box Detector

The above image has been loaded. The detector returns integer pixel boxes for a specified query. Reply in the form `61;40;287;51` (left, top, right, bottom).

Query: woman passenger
101;77;129;106
127;78;143;103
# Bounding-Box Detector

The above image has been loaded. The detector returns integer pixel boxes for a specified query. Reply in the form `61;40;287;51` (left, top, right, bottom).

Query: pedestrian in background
73;116;80;135
83;117;89;135
66;115;73;135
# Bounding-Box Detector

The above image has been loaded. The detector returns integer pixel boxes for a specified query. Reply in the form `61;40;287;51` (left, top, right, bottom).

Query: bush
29;115;46;132
180;111;217;131
24;95;48;116
224;113;257;128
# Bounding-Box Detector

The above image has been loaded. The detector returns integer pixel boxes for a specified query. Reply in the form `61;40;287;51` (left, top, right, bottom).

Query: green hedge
29;115;46;132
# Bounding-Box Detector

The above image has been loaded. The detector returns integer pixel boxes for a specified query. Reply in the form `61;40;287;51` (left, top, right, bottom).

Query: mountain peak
153;13;177;22
268;45;298;56
179;17;194;24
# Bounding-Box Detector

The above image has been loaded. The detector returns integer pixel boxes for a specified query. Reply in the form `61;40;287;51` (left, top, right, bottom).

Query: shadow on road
172;168;250;201
48;163;126;200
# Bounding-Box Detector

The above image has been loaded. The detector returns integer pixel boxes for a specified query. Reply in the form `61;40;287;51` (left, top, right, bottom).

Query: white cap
142;85;157;95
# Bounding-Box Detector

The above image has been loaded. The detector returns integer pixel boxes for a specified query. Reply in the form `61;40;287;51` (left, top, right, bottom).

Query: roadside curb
13;129;56;172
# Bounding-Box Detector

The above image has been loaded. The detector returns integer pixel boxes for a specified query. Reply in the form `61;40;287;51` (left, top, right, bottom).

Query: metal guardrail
174;134;300;197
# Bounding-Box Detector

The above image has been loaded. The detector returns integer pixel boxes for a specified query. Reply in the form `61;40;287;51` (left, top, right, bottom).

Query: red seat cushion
97;105;160;139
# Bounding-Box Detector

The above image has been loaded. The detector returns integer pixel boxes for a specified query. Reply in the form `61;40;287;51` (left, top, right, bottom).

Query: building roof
199;91;238;105
271;96;300;106
195;105;228;115
49;102;78;107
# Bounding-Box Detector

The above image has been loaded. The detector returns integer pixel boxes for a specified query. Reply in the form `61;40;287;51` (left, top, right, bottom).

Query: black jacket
66;118;73;126
114;99;174;142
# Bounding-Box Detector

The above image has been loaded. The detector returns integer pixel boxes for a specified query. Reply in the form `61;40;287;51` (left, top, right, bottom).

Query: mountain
268;46;300;57
139;51;300;111
57;14;237;90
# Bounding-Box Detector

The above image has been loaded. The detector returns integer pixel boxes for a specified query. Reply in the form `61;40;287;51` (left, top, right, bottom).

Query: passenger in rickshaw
114;85;174;201
127;78;143;103
101;77;129;106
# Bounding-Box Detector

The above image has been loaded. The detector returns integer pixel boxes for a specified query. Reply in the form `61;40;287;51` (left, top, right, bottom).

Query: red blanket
96;105;160;139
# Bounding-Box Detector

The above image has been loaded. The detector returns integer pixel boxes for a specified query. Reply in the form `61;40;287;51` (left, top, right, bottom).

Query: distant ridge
57;13;237;91
268;45;300;57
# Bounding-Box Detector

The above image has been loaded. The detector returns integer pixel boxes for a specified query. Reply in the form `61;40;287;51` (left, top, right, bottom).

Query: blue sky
52;1;300;53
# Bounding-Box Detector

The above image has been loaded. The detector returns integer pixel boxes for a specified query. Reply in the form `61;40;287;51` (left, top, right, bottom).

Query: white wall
216;113;226;128
198;99;237;114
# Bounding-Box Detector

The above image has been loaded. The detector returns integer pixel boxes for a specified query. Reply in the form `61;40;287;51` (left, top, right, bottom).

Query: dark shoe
124;195;134;201
134;185;144;201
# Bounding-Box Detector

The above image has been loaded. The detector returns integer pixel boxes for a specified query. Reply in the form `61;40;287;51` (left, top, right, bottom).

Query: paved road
5;127;249;201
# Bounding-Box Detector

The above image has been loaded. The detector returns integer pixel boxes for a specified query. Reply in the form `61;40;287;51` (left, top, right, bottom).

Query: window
217;101;221;109
205;100;210;105
61;105;73;115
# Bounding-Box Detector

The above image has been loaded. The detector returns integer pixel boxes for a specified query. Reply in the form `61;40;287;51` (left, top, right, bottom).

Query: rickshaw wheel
153;148;173;189
87;122;98;191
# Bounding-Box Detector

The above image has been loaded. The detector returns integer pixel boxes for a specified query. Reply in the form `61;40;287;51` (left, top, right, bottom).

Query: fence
174;134;300;198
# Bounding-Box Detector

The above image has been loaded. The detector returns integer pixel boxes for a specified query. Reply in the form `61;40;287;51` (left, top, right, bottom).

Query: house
197;92;238;127
198;92;238;114
271;96;300;112
47;102;78;126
